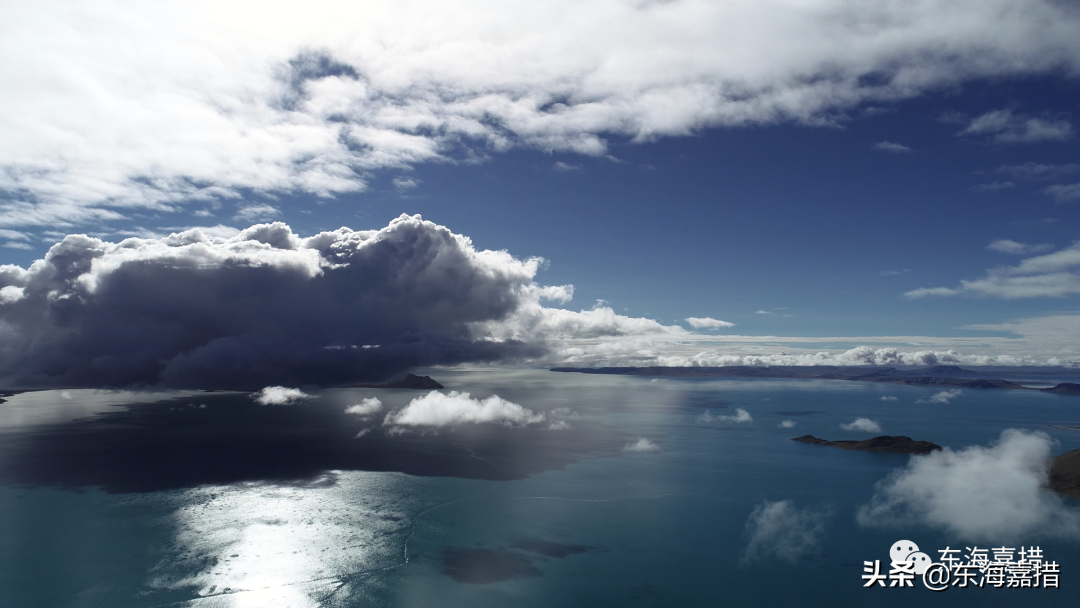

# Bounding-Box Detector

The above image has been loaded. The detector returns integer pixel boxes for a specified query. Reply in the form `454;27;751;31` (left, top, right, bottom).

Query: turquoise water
1;369;1079;606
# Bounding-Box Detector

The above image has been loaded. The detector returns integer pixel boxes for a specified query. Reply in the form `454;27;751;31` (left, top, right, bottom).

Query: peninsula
792;435;942;454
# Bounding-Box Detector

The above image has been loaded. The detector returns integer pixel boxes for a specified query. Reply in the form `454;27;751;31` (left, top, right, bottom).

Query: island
345;373;444;389
1050;448;1080;499
792;435;943;454
550;365;1080;396
1043;383;1080;396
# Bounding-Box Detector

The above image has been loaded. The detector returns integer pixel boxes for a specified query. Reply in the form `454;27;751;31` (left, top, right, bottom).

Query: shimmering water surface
2;368;1079;606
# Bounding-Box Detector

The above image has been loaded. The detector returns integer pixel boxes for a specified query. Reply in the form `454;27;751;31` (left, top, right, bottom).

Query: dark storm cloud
0;214;544;389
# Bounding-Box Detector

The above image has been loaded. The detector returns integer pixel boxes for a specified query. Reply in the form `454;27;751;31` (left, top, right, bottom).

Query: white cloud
392;176;420;191
344;397;382;416
906;241;1080;299
548;319;1080;369
872;141;912;153
253;386;312;405
474;288;690;363
928;389;962;404
234;204;281;222
755;310;774;315
962;312;1080;359
0;285;25;304
970;181;1013;192
840;417;881;433
779;419;796;429
383;390;544;427
698;408;753;424
959;109;1073;143
552;161;581;172
879;395;898;402
686;316;735;329
4;1;1080;228
662;345;980;368
999;162;1080;181
987;239;1053;255
2;241;31;250
157;224;241;240
623;438;661;453
857;429;1080;541
742;500;829;564
549;407;579;420
1045;182;1080;202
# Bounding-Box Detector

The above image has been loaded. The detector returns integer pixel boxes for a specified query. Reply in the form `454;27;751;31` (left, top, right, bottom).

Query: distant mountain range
550;365;1080;395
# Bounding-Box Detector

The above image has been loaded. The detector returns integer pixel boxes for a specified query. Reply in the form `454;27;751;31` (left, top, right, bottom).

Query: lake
1;368;1078;606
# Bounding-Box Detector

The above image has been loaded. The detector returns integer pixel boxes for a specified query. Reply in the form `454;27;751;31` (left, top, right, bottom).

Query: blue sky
2;1;1080;382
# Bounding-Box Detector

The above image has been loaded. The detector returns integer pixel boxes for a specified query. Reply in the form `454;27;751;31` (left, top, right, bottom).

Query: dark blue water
1;369;1078;606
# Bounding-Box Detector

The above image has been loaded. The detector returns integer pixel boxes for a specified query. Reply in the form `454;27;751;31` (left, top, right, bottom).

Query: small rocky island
792;435;942;454
347;373;444;389
1050;448;1080;498
1043;383;1080;396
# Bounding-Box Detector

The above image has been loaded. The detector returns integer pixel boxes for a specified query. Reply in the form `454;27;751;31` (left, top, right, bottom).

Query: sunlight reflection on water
152;472;422;606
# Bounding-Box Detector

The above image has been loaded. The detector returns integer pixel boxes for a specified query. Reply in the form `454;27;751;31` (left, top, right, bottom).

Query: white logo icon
889;539;919;564
906;552;932;575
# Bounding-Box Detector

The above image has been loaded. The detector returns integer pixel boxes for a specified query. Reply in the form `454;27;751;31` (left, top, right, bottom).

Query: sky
2;0;1080;387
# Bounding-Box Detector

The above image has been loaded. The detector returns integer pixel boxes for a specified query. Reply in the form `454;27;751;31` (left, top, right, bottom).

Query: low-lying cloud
253;386;312;406
623;438;661;453
344;397;382;416
742;500;830;563
857;429;1080;541
840;417;881;433
686;317;735;329
383;391;545;428
698;408;753;424
927;389;962;404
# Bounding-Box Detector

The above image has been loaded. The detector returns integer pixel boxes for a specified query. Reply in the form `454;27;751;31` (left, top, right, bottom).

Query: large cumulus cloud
4;213;1079;389
0;214;548;388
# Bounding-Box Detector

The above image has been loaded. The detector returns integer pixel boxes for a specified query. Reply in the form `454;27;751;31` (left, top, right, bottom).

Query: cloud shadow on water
438;537;598;584
510;537;596;558
439;548;542;584
0;393;624;493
